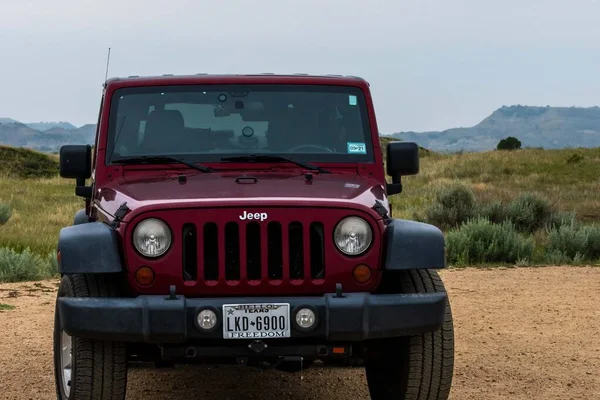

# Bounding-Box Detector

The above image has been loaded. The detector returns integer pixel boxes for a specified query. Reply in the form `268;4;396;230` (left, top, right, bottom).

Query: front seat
141;109;186;154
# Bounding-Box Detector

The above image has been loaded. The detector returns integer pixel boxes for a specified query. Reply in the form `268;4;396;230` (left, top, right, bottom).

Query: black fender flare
57;222;123;274
383;219;446;270
73;208;90;225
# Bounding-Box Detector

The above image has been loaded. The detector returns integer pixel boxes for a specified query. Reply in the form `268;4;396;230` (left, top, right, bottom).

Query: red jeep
55;74;454;399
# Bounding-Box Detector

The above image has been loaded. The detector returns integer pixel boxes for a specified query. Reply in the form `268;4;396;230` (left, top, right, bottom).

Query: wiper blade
221;154;330;173
112;156;214;173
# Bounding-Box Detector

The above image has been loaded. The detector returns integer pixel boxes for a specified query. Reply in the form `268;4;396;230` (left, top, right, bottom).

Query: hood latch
373;200;391;223
110;202;130;228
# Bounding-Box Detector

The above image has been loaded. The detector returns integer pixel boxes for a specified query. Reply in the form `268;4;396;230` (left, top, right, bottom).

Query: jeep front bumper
57;292;447;343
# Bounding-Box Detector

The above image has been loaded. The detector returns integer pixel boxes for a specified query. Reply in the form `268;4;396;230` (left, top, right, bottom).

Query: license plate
222;303;291;339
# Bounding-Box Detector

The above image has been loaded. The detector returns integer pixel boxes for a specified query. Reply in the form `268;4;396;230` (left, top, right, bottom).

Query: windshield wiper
221;154;330;173
112;156;214;173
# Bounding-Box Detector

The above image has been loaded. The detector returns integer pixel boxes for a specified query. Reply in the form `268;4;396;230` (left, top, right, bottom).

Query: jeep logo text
239;211;268;221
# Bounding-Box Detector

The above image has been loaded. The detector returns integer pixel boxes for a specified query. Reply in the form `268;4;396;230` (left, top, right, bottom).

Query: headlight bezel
333;216;373;256
132;217;173;258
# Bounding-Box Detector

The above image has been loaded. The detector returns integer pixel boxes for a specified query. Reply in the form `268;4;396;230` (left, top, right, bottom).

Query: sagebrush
506;193;553;233
547;224;600;262
415;184;475;230
446;218;534;265
0;247;57;283
0;203;11;225
419;186;559;235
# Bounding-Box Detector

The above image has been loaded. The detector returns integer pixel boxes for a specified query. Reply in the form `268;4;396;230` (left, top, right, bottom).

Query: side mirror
386;142;419;195
60;145;92;198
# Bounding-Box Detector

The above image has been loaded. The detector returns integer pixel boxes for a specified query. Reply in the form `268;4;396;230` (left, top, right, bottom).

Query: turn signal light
352;264;372;284
135;266;155;286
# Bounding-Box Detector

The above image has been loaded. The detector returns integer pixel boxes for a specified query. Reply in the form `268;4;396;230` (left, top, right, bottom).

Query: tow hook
167;285;177;300
335;283;344;298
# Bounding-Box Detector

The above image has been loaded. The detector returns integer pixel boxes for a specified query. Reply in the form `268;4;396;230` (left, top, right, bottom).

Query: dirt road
1;267;599;400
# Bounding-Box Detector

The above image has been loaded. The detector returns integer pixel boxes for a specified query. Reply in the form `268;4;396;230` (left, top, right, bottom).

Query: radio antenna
104;47;112;83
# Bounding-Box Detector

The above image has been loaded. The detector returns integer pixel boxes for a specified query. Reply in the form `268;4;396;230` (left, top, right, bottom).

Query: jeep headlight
334;217;372;256
133;218;172;257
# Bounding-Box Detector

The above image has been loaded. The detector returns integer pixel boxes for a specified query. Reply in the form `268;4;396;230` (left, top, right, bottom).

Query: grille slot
182;223;197;281
225;222;240;281
267;222;283;280
246;222;262;280
288;222;304;279
203;223;219;281
310;222;326;279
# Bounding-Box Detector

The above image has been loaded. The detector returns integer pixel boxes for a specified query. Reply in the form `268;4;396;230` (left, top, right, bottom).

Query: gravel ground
1;267;599;400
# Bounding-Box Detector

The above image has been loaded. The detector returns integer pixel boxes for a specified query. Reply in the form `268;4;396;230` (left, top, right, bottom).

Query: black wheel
365;270;454;400
53;274;128;400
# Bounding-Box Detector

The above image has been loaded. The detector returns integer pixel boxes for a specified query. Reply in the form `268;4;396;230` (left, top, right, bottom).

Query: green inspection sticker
348;95;357;106
347;142;367;154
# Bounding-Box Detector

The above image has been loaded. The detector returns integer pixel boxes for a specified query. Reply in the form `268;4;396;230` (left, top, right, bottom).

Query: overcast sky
1;0;599;133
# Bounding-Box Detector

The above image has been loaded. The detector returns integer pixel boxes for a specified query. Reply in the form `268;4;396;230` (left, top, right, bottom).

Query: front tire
53;274;128;400
365;269;454;400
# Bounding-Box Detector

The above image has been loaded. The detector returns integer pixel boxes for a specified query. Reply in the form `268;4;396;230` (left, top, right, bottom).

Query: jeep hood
96;171;388;220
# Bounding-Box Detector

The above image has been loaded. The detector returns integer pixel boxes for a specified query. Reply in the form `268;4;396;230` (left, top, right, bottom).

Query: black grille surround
125;207;383;296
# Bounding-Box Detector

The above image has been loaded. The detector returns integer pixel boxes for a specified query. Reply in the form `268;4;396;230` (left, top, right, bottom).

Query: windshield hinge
373;200;391;223
110;202;130;228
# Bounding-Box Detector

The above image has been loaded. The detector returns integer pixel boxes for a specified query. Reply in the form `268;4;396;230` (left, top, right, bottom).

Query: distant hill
25;121;77;131
390;106;600;152
0;118;20;124
0;119;95;152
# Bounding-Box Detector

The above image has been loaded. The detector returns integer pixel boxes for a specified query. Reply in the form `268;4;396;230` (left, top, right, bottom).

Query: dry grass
390;147;600;223
0;176;83;255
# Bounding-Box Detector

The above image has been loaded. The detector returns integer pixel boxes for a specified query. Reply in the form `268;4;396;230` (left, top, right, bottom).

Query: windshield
106;84;373;164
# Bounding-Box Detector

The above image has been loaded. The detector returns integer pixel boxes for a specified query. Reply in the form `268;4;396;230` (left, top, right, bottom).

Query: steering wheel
288;144;334;153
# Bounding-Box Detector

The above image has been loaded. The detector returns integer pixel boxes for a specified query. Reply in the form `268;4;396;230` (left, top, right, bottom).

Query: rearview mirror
60;145;92;198
213;105;231;118
386;142;419;195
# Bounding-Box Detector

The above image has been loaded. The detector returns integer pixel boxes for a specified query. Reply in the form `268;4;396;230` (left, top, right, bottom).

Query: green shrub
419;184;476;230
496;136;522;150
587;226;600;258
566;153;584;164
545;211;578;230
543;249;585;265
506;193;553;233
547;224;600;262
0;203;11;225
0;247;57;283
46;251;58;276
0;303;16;311
475;201;507;224
446;218;534;265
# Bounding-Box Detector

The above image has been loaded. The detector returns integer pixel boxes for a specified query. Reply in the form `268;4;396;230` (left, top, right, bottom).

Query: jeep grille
182;221;326;284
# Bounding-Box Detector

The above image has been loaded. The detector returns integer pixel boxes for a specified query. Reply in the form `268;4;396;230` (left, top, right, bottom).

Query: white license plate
222;303;291;339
